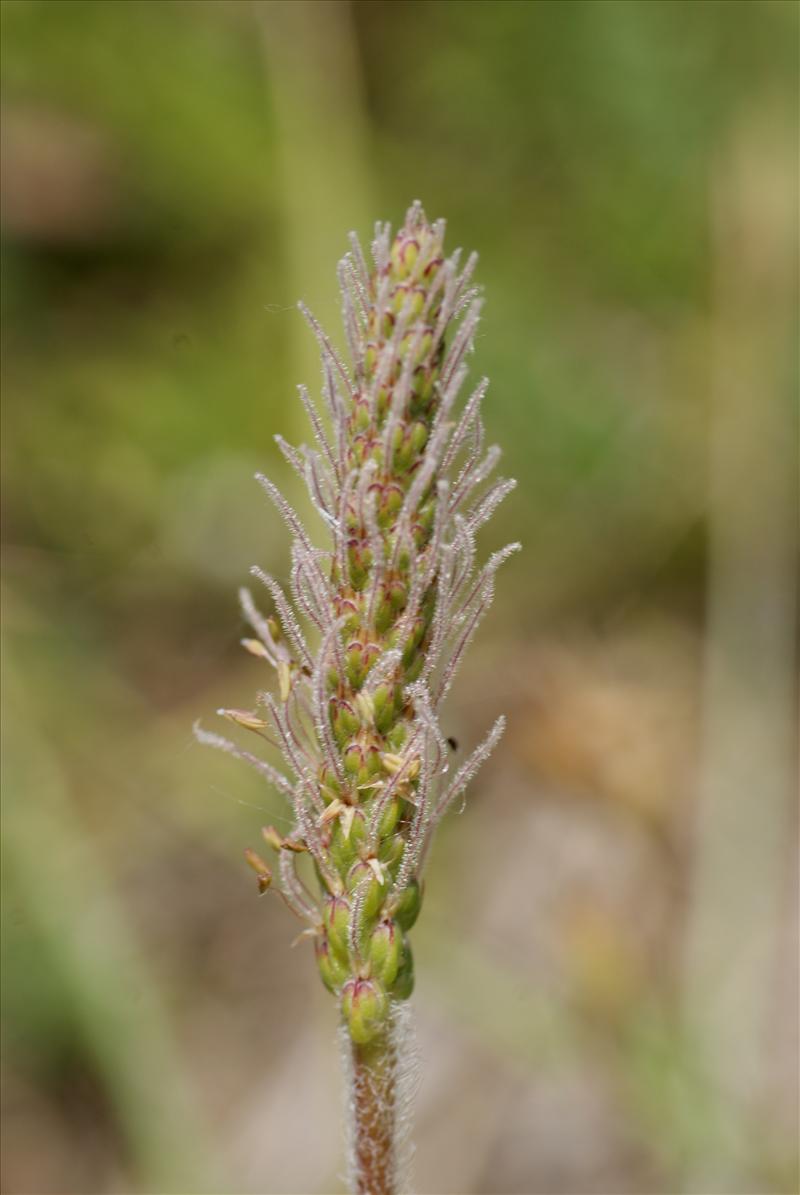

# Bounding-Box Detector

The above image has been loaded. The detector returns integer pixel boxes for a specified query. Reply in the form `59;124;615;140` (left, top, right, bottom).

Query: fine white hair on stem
341;1002;419;1195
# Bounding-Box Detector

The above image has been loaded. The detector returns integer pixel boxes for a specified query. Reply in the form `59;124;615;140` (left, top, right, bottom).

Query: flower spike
196;202;516;1052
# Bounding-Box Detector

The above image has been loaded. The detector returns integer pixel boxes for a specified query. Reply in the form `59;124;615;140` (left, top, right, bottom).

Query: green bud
347;540;371;591
341;977;388;1044
375;384;390;419
391;422;404;457
391;939;415;1000
353;400;371;432
318;762;343;804
374;591;395;636
390;235;419;279
315;932;349;993
365;745;382;777
409;420;428;456
411;365;436;410
364;342;378;377
333;699;360;747
323;894;351;959
403;653;425;683
345;640;378;690
373;683;391;714
391;283;410;315
329;806;366;873
388;580;407;612
393;877;422;931
401;328;433;366
368;919;402;988
379;832;405;876
375;794;401;838
336;597;360;637
346;859;385;924
343;742;363;776
379;484;404;527
386;720;408;751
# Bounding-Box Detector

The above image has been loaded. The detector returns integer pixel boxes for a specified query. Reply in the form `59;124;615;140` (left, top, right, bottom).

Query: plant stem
350;1027;397;1195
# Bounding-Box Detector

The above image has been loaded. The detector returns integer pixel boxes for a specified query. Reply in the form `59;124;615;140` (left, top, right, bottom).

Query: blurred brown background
1;2;797;1192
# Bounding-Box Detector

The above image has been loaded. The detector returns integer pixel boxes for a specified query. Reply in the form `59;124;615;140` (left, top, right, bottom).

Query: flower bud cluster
197;202;518;1045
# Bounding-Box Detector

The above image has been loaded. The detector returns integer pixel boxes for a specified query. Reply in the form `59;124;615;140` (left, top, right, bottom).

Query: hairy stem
350;1028;397;1194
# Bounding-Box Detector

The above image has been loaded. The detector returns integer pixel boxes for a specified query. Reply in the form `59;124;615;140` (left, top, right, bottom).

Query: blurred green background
1;2;797;1192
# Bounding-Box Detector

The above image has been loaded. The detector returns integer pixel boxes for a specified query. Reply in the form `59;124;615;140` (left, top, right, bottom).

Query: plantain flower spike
196;201;519;1044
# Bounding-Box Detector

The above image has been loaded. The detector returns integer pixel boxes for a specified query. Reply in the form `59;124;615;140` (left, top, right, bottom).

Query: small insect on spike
198;204;517;1194
434;716;507;823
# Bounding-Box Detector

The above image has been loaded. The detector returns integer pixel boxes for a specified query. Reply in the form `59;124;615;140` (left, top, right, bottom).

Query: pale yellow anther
380;752;420;780
241;637;271;660
261;824;284;851
219;708;269;731
354;691;375;724
319;798;345;825
381;753;405;775
277;660;292;703
356;780;383;792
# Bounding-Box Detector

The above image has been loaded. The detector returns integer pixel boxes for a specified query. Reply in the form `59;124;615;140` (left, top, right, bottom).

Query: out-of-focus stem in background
684;107;798;1189
1;631;222;1194
255;0;373;418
